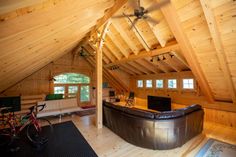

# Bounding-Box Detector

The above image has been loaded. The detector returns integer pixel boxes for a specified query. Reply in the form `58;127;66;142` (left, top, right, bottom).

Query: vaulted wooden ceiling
0;0;235;104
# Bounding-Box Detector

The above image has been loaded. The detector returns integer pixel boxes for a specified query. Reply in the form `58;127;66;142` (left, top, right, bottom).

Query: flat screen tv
0;96;21;112
147;95;171;112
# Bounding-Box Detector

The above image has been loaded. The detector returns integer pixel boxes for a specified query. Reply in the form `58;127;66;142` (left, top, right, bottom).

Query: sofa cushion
177;104;202;115
123;107;155;119
155;110;183;120
103;101;126;112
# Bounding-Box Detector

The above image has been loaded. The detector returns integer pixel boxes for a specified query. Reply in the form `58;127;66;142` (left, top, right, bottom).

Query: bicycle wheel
0;120;13;148
26;118;53;145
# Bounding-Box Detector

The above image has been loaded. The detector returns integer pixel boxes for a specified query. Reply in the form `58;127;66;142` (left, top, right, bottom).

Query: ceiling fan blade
144;15;159;25
129;18;139;30
113;13;135;19
146;0;170;13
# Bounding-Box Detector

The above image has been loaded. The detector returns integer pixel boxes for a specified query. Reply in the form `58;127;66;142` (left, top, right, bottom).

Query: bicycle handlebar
28;104;46;114
0;106;12;114
37;104;46;112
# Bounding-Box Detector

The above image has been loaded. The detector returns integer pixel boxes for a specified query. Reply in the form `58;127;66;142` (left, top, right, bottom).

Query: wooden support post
96;21;110;129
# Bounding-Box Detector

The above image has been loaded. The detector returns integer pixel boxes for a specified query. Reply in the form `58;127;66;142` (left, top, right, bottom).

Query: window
137;80;143;88
54;73;90;84
146;80;153;88
183;79;194;89
68;86;78;98
53;73;90;102
54;86;65;94
156;80;164;88
80;85;90;102
168;79;177;89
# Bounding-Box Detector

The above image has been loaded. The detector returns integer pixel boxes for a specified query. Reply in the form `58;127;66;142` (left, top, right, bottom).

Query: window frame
137;80;144;88
182;78;195;90
53;73;91;103
155;79;164;89
167;79;177;89
146;80;153;88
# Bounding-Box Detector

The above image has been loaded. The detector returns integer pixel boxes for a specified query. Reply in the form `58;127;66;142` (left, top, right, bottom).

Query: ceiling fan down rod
123;13;153;51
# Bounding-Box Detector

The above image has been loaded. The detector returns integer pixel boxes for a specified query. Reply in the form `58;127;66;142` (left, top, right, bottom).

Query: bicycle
0;104;53;151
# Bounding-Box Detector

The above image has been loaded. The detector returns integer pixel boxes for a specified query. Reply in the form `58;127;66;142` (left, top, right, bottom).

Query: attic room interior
0;0;236;156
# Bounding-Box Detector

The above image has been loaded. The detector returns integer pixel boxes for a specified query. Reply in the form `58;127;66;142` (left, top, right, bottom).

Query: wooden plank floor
49;113;236;157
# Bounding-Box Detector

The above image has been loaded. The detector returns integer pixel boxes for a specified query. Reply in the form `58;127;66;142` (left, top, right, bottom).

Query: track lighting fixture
162;55;166;60
109;65;119;70
170;54;174;58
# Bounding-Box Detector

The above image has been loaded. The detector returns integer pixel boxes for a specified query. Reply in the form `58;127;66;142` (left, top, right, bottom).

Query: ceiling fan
113;0;170;29
79;46;95;57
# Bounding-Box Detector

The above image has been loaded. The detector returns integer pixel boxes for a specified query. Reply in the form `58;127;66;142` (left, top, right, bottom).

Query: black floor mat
1;121;98;157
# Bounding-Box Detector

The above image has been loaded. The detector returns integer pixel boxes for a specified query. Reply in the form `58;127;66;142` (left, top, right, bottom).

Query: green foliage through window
80;85;90;102
54;73;90;84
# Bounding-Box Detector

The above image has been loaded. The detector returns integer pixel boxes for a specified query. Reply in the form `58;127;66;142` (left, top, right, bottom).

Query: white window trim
167;79;177;89
182;78;195;90
146;80;153;88
156;79;164;89
137;80;144;88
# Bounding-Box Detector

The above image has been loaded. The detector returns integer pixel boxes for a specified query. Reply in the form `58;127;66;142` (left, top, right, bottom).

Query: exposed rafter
105;42;122;60
111;21;140;54
171;51;190;69
158;0;214;103
128;61;152;75
135;59;160;74
120;64;143;75
107;30;129;58
105;41;179;67
149;58;170;73
89;0;128;37
124;18;151;52
162;54;181;72
200;0;236;104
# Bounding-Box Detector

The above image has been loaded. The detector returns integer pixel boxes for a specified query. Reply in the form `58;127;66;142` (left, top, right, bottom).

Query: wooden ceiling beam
105;69;129;92
135;59;160;74
102;46;116;62
141;0;167;47
171;51;190;69
107;31;129;58
124;18;151;52
89;0;128;37
111;21;139;54
105;43;122;60
145;57;169;73
104;41;179;67
86;57;122;92
158;0;214;103
200;0;236;103
162;54;181;72
125;62;146;75
120;64;143;75
118;66;136;75
128;61;152;75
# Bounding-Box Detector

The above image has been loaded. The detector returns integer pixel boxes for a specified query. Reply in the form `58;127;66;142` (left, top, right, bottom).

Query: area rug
1;121;98;157
195;138;236;157
77;108;96;117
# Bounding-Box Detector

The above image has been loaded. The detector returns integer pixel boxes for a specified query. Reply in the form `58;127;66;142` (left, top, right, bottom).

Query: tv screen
0;96;21;112
109;91;115;97
147;96;171;112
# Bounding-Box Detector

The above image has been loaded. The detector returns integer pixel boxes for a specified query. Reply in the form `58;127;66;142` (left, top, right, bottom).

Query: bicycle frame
3;111;41;137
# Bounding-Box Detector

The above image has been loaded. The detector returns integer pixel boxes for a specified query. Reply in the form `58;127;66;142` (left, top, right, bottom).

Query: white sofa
37;98;82;118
